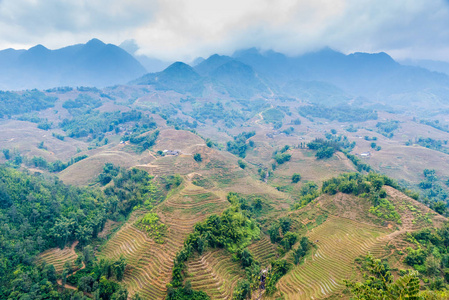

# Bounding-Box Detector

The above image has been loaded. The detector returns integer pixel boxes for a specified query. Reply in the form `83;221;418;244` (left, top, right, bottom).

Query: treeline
268;216;313;261
416;137;449;155
292;182;320;210
30;154;88;172
420;119;449;133
344;152;372;172
62;94;102;114
170;193;260;287
299;104;378;122
0;90;57;118
0;166;107;298
349;223;449;297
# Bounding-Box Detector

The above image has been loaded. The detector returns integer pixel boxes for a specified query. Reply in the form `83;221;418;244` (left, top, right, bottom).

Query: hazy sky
0;0;448;62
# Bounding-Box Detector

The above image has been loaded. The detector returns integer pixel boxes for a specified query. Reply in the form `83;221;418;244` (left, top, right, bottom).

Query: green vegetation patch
262;108;285;123
299;104;378;122
416;137;449;155
60;109;156;140
345;254;444;299
226;131;255;158
0;90;57;118
376;120;399;138
135;212;167;243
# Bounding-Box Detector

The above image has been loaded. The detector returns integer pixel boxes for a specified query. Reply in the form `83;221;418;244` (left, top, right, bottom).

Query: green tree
279;217;292;234
42;264;57;284
111;285;128;300
233;279;251;300
75;224;93;246
113;256;127;281
78;275;95;293
252;198;262;210
346;255;422;299
238;248;253;268
434;201;447;215
291;173;301;183
62;261;72;286
83;245;95;266
268;223;280;243
281;232;297;251
3;148;10;159
238;159;246;169
193;153;202;162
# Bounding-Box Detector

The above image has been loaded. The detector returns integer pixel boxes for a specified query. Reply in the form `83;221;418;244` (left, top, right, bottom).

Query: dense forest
0;165;165;299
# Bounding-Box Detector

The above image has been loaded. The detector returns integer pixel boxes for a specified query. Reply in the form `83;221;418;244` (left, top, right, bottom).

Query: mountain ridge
0;39;147;90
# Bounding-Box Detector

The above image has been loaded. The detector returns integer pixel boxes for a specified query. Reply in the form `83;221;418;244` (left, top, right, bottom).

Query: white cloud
0;0;448;61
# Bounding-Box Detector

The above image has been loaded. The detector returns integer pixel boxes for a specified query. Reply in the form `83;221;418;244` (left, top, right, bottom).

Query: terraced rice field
277;216;389;299
185;249;244;299
36;241;79;273
98;180;230;299
248;235;278;266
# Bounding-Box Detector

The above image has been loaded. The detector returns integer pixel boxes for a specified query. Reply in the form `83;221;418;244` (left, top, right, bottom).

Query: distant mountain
132;58;271;98
233;48;449;104
0;39;147;90
209;60;271;98
127;46;449;106
194;54;233;76
131;62;205;95
400;59;449;76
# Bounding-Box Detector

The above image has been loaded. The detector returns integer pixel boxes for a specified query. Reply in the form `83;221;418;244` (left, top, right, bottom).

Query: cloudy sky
0;0;448;62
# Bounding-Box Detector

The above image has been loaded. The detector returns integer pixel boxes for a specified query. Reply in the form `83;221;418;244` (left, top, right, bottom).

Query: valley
1;46;449;300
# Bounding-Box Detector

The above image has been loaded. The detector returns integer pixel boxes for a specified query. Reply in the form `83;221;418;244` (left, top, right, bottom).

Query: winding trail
56;241;87;292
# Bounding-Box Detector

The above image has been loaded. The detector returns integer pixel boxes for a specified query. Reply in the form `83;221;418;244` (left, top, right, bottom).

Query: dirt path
57;241;86;291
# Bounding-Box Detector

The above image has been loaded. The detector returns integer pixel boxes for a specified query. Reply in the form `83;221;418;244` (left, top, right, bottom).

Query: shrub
291;173;301;183
193;153;202;162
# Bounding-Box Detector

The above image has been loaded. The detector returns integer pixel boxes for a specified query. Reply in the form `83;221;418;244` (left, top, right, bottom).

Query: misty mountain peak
162;62;199;79
194;54;232;75
85;38;106;47
349;51;397;65
28;44;50;53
